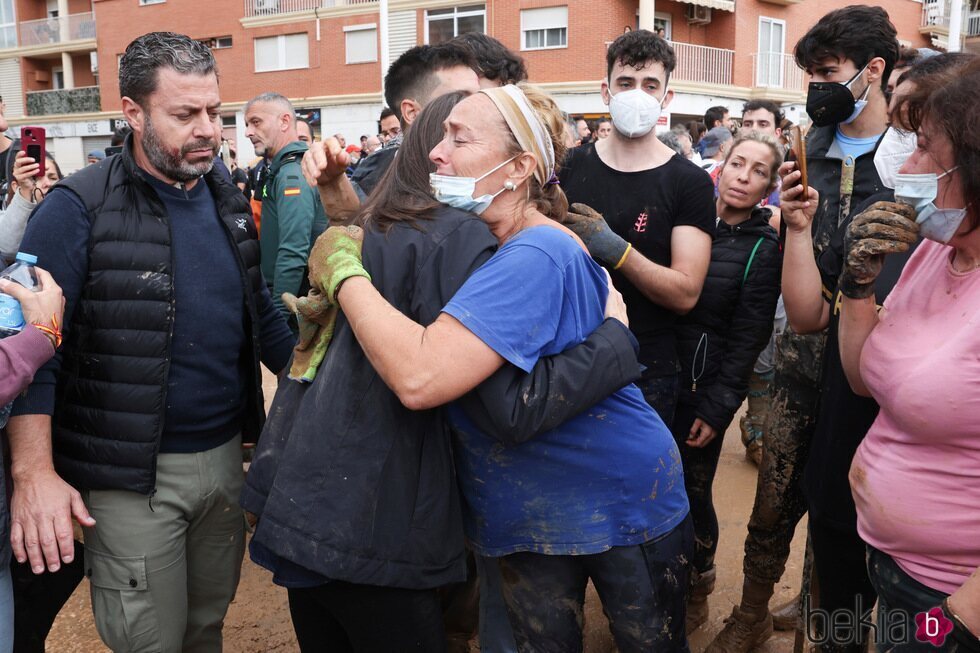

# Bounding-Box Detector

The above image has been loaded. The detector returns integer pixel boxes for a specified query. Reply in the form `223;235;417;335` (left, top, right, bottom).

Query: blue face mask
430;156;517;215
894;167;968;243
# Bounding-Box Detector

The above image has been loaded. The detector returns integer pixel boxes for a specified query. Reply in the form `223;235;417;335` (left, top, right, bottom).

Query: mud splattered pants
495;515;694;653
742;330;825;585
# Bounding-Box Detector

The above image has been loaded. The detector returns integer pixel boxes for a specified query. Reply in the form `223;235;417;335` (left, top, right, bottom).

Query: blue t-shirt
443;226;690;556
834;128;880;160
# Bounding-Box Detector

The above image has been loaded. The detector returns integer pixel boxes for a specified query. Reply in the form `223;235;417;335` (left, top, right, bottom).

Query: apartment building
0;0;962;171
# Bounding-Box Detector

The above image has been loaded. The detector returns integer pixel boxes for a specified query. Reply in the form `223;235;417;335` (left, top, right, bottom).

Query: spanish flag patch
284;187;301;197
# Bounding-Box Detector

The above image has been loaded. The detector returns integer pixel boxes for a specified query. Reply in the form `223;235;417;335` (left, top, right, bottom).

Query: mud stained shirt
444;226;690;556
560;145;715;377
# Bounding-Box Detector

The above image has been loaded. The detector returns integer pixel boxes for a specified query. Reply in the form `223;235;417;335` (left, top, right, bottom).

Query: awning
683;0;736;12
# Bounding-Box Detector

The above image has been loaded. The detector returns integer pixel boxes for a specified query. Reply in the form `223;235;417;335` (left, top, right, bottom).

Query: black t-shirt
560;144;715;376
804;194;918;530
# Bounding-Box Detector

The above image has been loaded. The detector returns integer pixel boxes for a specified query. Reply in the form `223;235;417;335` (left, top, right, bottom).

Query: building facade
0;0;962;172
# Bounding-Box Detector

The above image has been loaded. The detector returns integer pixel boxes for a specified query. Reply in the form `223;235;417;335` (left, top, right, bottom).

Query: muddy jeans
743;330;825;584
670;401;725;574
638;373;679;427
496;515;694;653
867;547;980;653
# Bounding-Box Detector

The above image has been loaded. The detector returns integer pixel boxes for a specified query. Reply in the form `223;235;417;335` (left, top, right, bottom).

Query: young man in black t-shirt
561;30;714;426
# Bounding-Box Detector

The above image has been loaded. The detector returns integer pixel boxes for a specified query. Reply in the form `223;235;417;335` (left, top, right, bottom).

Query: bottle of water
0;252;40;428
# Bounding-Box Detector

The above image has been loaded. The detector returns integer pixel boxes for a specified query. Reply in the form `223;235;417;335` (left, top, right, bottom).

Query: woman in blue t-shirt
320;83;694;652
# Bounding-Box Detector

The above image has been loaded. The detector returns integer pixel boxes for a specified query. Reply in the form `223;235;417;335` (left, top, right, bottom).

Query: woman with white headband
319;83;694;652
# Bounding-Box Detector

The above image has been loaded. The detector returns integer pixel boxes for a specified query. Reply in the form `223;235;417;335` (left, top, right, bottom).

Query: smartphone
20;126;46;178
791;125;808;195
105;146;122;157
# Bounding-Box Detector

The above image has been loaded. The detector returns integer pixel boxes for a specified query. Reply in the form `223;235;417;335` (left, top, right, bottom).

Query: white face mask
873;127;917;190
429;155;517;215
840;64;872;126
893;167;968;243
608;88;665;139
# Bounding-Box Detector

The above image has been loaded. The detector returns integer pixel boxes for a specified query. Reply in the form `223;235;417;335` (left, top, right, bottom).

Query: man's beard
142;115;217;182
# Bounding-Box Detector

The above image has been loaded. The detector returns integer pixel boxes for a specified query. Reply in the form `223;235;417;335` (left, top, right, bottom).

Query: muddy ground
45;372;806;652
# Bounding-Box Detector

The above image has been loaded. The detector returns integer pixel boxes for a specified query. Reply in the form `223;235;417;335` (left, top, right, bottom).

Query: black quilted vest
55;143;267;494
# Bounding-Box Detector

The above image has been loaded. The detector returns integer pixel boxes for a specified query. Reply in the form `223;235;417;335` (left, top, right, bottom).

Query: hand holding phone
20;126;46;179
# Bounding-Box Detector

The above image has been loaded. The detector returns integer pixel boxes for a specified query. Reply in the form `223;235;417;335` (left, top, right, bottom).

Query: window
757;16;786;87
425;5;484;45
221;115;237;128
254;33;309;73
521;6;567;51
139;0;166;5
345;24;377;64
653;12;671;40
53;66;64;89
199;35;233;50
0;0;16;48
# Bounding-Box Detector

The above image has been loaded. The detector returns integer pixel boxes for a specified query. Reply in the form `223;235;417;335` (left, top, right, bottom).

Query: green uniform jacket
259;140;328;319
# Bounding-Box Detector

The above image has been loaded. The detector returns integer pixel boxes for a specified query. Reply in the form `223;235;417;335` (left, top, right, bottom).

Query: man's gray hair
119;32;217;106
245;92;295;119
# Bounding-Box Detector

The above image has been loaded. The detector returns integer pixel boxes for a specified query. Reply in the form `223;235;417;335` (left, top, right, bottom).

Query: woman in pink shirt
839;60;980;652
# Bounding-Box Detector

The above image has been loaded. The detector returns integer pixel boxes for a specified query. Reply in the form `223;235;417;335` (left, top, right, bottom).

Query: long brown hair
357;91;467;232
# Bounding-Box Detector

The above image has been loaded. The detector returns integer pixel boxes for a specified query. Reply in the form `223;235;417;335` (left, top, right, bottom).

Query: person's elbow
843;367;873;398
787;313;824;335
393;371;445;411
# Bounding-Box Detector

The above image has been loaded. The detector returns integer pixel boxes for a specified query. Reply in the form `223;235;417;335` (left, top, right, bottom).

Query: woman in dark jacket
671;132;783;633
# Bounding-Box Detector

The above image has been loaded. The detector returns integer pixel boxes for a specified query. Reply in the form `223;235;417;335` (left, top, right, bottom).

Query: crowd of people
0;5;977;653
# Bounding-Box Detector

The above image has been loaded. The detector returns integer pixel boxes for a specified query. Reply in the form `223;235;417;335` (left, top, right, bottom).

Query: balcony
920;0;980;37
19;12;96;48
752;52;805;92
244;0;375;19
669;41;734;86
26;86;101;117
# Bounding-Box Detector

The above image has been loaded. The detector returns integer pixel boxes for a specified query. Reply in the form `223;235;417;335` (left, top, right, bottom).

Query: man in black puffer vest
6;32;294;652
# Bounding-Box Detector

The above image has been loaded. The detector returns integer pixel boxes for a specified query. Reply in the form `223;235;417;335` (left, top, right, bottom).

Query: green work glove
283;290;338;383
563;203;631;269
309;225;371;302
839;201;918;300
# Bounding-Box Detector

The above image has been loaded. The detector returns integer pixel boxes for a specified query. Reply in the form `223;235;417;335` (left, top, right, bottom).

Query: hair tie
546;174;560;186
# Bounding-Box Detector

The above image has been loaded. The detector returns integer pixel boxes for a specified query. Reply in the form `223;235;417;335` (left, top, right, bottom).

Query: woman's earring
504;180;517;191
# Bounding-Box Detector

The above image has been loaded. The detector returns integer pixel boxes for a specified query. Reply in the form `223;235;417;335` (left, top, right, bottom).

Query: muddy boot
771;592;801;631
686;567;716;634
740;371;772;467
705;577;775;653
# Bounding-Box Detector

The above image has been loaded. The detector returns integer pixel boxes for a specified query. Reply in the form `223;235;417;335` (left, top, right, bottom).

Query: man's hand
302;137;350;189
687;418;718;448
10;469;94;574
778;161;819;234
563;203;630;269
840;202;919;299
603;269;628;327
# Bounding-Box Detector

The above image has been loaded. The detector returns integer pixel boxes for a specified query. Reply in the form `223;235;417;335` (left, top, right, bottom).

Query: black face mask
805;65;867;127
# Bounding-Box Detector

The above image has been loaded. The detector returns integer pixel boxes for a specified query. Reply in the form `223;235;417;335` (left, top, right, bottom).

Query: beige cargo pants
81;434;246;653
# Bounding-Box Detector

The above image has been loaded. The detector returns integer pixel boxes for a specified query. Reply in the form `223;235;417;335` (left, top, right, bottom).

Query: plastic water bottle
0;252;39;428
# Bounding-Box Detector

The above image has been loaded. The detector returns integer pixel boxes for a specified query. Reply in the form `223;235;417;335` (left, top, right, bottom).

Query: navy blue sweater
13;173;294;453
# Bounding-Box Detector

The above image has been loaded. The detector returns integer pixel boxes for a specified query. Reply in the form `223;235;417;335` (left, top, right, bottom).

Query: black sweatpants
287;581;447;653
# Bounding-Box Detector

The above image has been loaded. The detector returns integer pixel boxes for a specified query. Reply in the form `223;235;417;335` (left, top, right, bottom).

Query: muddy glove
283;289;339;383
563;203;631;269
310;225;371;301
839;201;919;299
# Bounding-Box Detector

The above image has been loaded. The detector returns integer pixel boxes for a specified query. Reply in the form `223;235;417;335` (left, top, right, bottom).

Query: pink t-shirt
850;239;980;595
